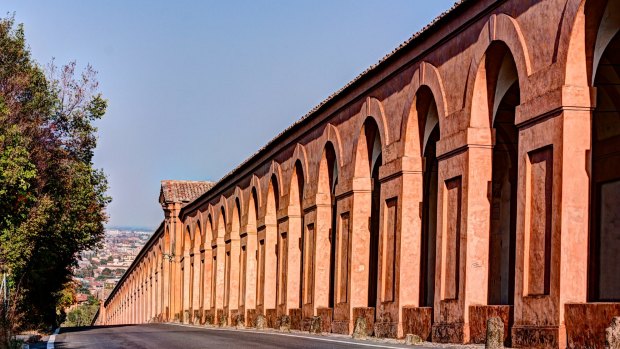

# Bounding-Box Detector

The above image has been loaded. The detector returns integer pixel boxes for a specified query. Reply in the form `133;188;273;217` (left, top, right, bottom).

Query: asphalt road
53;324;445;349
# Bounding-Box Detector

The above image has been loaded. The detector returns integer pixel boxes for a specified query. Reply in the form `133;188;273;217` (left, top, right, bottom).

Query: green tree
0;15;110;344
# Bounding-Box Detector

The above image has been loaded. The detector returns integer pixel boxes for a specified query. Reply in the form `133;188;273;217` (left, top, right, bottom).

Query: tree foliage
63;295;99;328
0;15;110;339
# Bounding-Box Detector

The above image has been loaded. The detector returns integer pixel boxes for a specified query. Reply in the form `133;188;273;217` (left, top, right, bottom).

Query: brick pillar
511;87;592;349
432;132;493;344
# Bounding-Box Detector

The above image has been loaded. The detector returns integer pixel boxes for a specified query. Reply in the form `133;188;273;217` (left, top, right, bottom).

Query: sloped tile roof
160;180;215;205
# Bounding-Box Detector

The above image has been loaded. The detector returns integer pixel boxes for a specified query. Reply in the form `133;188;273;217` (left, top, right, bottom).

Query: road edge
46;328;60;349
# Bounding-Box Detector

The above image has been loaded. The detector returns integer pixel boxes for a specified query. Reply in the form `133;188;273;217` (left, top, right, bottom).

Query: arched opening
262;175;279;311
416;86;441;308
354;117;383;309
484;42;520;306
288;161;305;310
183;225;193;321
217;207;228;314
316;143;338;308
194;221;203;319
163;227;171;320
209;215;219;309
241;188;258;314
589;9;620;301
313;142;340;312
227;199;241;313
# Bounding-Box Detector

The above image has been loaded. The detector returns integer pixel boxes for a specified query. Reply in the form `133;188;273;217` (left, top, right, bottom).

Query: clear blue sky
5;1;456;230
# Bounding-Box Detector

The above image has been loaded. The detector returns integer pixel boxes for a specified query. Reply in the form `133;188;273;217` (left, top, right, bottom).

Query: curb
46;328;60;349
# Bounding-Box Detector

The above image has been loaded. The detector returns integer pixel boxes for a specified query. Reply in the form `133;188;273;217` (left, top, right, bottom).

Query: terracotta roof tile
160;180;215;205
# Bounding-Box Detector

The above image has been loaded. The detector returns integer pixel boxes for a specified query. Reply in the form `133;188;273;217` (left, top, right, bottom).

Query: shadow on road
59;324;135;333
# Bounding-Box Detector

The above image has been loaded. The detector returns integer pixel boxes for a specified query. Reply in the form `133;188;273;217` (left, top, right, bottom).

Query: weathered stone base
432;321;468;343
309;316;322;334
193;309;201;324
317;307;333;333
469;305;512;345
231;310;244;328
266;309;278;329
565;302;620;349
331;319;351;335
255;314;267;329
203;310;215;325
511;325;563;349
217;309;227;327
353;307;375;337
245;309;257;327
301;317;313;332
402;306;432;341
352;316;368;339
375;307;392;337
185;309;191;324
289;308;302;330
277;315;291;332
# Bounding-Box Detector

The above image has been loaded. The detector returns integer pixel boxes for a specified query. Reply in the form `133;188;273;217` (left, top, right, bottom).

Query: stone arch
353;116;384;179
286;159;305;309
467;33;523;307
216;196;228;237
260;173;280;311
241;184;259;312
402;62;449;157
562;0;619;87
193;219;202;253
468;39;522;132
193;219;203;316
263;161;282;217
248;175;262;218
217;206;227;239
206;211;215;245
356;97;390;147
230;187;244;233
164;225;171;256
184;224;192;255
289;160;305;213
290;143;310;185
231;196;242;236
315;141;339;309
464;13;532;121
316;124;345;171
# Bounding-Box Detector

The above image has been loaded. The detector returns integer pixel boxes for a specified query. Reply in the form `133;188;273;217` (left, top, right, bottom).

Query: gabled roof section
159;180;215;206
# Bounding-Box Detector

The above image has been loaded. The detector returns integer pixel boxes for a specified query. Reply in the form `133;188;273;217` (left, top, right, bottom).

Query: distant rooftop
159;180;215;206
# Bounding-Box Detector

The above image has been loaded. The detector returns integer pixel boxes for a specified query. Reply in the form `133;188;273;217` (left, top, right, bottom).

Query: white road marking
46;328;60;349
168;323;408;348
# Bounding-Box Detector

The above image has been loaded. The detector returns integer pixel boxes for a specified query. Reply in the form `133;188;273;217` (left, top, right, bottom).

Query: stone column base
375;311;397;338
432;321;468;343
469;305;512;345
511;325;564;349
288;308;302;330
245;309;257;327
203;309;215;325
330;320;351;335
216;309;227;326
265;309;278;328
565;302;620;349
352;307;375;337
317;307;333;333
402;306;432;341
